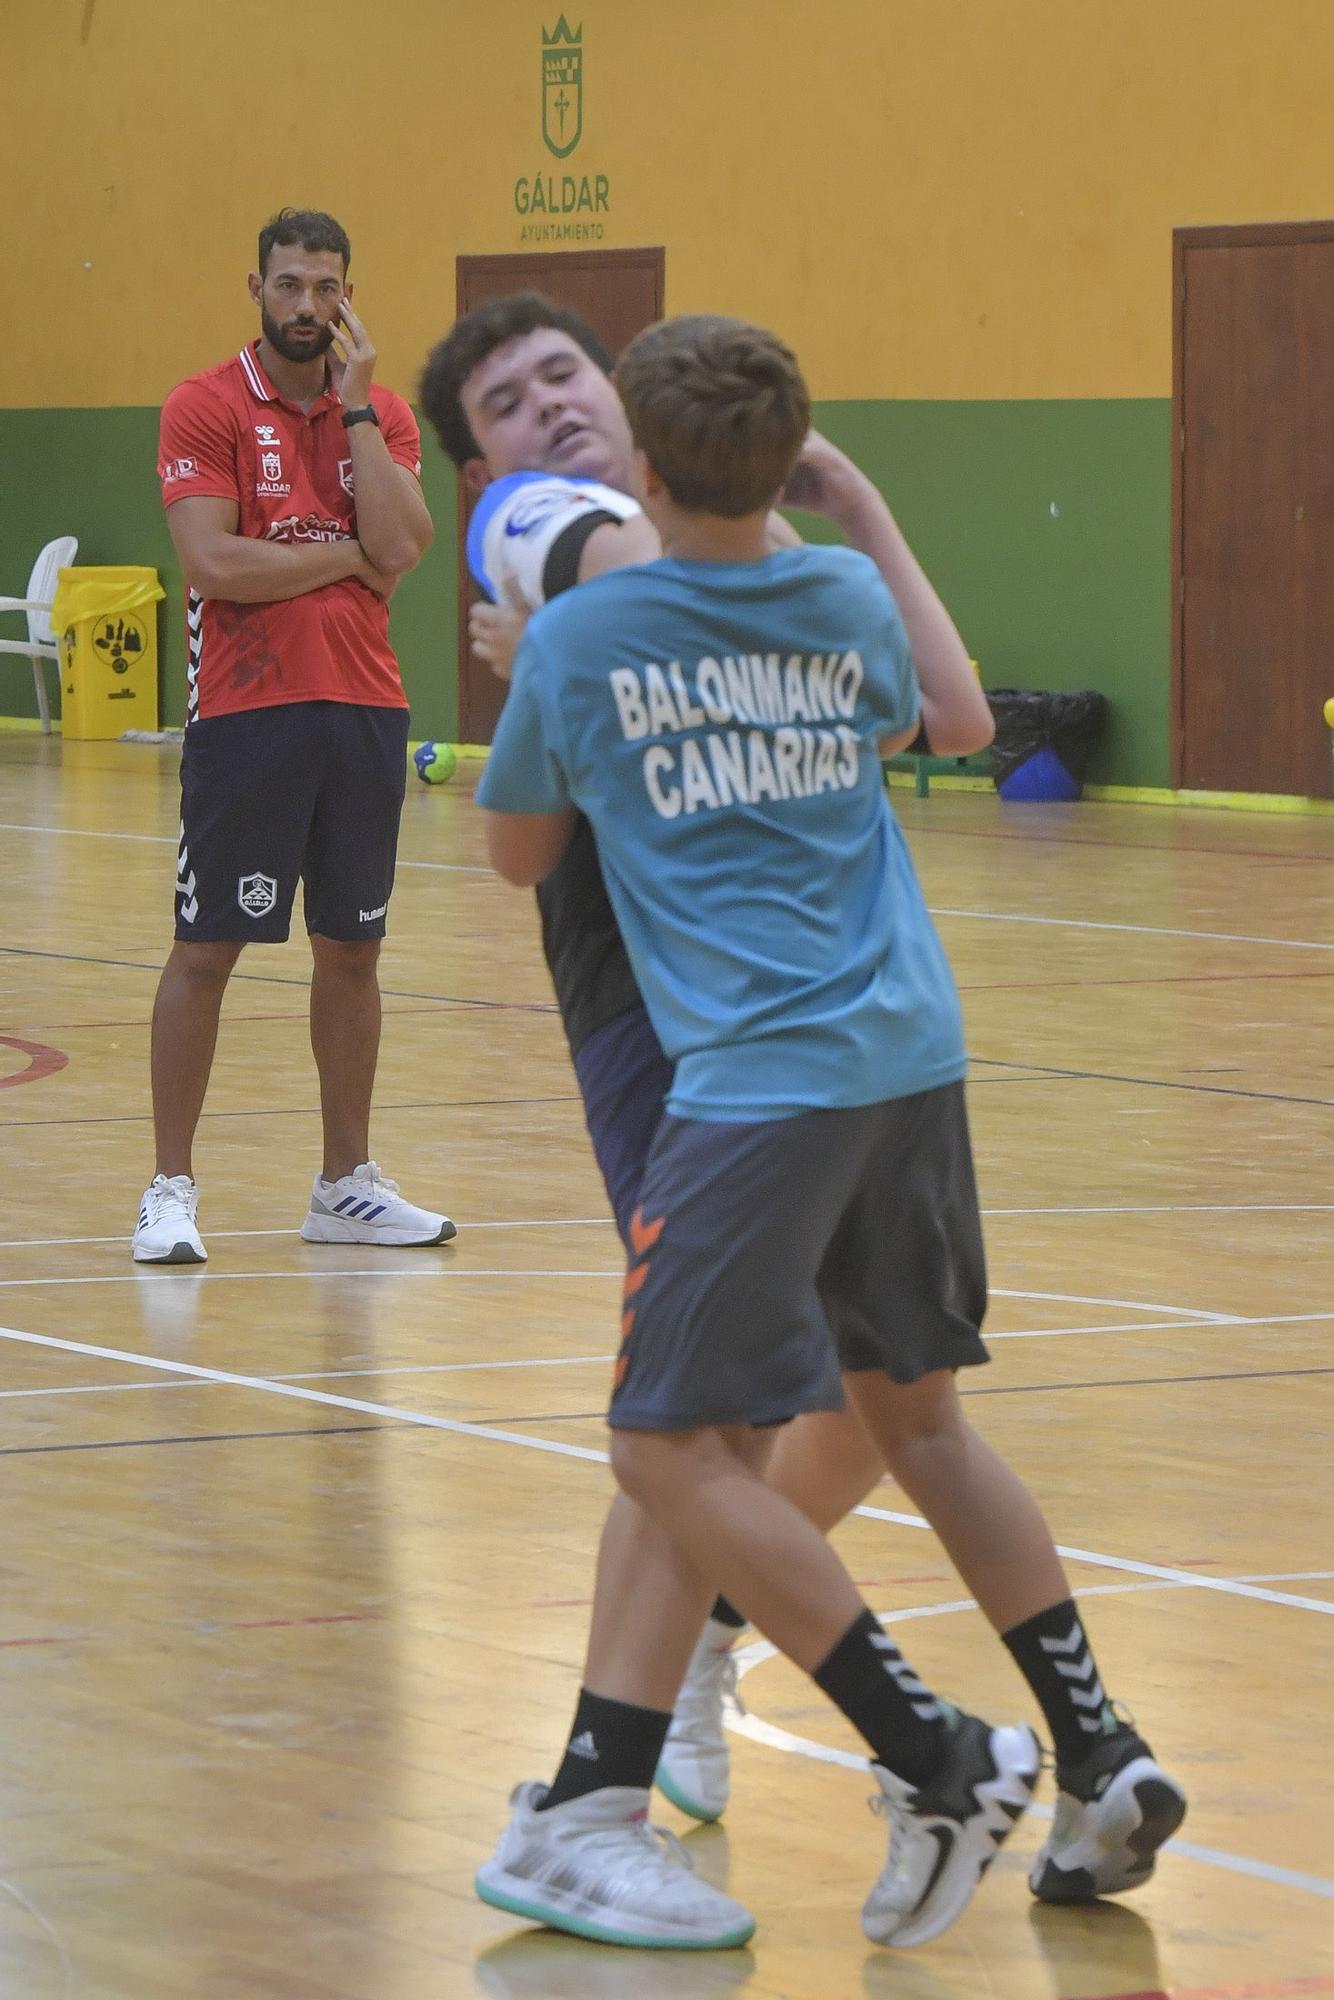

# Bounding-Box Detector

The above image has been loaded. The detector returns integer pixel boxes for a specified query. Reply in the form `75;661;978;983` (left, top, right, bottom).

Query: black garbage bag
986;687;1109;801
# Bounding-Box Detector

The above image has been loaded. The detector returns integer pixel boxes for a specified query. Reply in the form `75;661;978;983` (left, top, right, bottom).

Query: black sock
708;1595;747;1629
813;1608;948;1786
539;1688;672;1811
1003;1599;1116;1769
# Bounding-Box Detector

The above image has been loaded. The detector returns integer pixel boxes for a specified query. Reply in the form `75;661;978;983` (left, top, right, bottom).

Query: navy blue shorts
610;1082;990;1432
174;701;409;942
573;1005;674;1247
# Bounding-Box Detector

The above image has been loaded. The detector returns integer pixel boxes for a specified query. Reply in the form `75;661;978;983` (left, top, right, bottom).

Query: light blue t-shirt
477;544;967;1121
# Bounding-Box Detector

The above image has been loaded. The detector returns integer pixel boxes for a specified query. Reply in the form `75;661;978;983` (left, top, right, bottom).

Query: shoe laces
146;1174;195;1216
867;1779;923;1896
350;1161;400;1196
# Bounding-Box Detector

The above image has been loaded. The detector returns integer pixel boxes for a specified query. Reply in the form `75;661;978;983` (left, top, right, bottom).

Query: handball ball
414;740;457;785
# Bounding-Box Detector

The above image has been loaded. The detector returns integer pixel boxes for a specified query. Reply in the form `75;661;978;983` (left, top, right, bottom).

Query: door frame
453;246;666;745
1171;218;1334;786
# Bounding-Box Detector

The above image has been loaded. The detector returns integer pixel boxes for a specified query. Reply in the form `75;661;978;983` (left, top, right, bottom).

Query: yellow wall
10;0;1334;408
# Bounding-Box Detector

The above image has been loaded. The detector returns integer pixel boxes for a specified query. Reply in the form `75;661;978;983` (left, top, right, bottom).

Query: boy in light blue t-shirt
473;315;1184;1954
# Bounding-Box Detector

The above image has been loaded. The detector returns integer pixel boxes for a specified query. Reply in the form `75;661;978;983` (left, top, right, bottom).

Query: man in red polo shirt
134;208;453;1263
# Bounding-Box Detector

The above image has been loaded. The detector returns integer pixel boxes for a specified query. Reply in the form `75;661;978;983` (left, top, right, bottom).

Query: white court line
0;822;487;873
932;904;1334;953
985;1203;1334;1216
0;823;170;845
0;1268;622;1289
0;1319;1330;1622
0;1323;611;1463
850;1502;1334;1613
5;1274;1331;1350
727;1610;1334;1902
0;1353;614;1401
5;1320;1328;1416
989;1285;1238;1322
0;1220;616;1251
1;1324;1332;1901
4;820;1329;945
1;1203;1331;1254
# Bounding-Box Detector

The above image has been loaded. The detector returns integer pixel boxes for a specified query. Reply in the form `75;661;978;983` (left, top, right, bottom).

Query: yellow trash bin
53;566;164;739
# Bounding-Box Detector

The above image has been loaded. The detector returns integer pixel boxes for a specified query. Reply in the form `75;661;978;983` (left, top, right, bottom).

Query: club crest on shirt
338;457;355;494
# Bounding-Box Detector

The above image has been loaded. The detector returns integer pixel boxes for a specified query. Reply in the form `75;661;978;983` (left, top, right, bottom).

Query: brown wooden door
1174;222;1334;797
454;246;665;744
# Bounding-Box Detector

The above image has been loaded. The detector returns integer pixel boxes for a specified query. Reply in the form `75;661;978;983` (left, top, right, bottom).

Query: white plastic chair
0;536;79;733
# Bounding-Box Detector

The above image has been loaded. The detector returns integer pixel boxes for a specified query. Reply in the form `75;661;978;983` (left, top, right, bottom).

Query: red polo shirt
158;342;419;719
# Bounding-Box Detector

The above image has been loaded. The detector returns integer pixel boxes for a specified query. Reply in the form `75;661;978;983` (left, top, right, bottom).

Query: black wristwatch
342;405;380;429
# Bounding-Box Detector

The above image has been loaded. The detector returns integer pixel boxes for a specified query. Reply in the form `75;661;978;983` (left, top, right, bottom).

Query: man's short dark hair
419;293;614;467
616;315;810;518
257;209;351;277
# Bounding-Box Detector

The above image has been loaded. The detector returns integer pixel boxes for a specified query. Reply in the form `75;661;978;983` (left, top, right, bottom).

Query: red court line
0;1034;68;1090
1087;1979;1334;2000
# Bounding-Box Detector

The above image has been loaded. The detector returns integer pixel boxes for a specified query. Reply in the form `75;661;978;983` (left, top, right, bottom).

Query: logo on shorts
237;872;277;917
358;903;388;922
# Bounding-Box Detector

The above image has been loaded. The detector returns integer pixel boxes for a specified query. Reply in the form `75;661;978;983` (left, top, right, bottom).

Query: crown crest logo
541;16;583;157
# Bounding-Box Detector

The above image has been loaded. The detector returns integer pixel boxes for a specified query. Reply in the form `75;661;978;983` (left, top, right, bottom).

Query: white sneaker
862;1713;1040;1949
656;1617;743;1822
299;1161;456;1246
1029;1725;1187;1902
475;1781;756;1950
132;1175;207;1264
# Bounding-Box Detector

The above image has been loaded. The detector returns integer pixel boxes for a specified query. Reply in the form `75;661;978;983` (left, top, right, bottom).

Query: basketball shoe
862;1712;1041;1948
299;1162;455;1246
1029;1724;1187;1902
655;1617;742;1822
132;1174;207;1264
475;1781;756;1949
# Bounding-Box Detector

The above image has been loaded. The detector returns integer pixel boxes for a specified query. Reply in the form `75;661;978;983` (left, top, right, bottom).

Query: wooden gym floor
1;730;1332;1999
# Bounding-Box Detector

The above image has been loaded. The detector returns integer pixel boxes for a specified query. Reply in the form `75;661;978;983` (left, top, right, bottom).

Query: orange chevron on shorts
629;1206;665;1257
623;1260;650;1300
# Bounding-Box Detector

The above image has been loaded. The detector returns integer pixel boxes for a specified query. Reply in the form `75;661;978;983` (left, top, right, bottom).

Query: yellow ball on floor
413;740;458;785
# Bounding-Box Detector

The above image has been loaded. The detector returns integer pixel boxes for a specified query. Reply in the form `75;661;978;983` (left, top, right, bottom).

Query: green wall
0;400;1168;785
0;409;458;740
813;399;1173;788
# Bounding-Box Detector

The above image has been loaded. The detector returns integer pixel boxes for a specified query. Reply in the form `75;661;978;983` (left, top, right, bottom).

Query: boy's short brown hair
615;315;810;517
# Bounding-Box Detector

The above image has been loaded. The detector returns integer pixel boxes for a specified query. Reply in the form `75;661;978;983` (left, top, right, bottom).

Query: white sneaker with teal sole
299;1161;455;1246
862;1713;1041;1948
656;1617;742;1822
132;1175;207;1264
475;1782;756;1949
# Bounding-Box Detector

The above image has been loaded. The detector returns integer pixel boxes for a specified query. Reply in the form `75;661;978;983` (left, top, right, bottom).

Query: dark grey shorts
175;701;408;942
609;1081;989;1432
